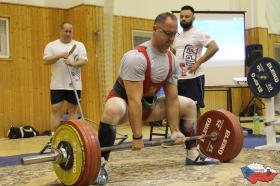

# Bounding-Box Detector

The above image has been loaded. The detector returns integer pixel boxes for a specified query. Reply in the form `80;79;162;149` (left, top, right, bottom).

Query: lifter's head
60;22;73;43
152;12;178;53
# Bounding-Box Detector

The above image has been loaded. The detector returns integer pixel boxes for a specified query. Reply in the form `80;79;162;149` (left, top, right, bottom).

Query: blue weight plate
247;57;280;98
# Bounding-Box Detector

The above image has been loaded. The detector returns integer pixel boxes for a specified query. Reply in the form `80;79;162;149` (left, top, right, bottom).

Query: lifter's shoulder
121;49;147;67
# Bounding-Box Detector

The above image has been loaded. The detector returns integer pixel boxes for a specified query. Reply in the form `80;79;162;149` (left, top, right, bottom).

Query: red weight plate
197;110;243;162
211;110;243;162
67;119;101;186
81;120;101;182
218;109;244;161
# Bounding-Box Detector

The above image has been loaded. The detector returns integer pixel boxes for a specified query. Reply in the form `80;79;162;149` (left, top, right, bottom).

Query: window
132;30;152;48
0;17;10;58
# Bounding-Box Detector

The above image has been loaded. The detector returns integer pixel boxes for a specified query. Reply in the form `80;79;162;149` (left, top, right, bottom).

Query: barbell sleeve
21;150;60;165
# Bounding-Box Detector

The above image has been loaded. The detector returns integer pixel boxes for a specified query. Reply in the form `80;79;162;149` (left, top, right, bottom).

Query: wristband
133;135;143;140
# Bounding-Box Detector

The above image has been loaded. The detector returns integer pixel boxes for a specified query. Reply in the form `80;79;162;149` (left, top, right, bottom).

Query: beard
180;21;193;30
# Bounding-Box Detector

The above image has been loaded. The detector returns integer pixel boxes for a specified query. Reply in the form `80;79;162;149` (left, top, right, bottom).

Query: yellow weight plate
52;123;85;185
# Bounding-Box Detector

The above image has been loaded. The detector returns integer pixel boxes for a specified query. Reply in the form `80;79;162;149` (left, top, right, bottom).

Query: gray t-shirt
120;41;179;85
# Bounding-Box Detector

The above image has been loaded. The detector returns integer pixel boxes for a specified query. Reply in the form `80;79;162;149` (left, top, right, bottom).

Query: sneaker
92;157;108;185
185;146;220;166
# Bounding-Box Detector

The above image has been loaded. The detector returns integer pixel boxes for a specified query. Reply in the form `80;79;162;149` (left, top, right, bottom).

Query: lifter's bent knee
179;96;197;120
102;101;127;124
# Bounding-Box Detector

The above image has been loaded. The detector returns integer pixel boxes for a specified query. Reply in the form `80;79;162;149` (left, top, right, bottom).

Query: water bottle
253;113;261;135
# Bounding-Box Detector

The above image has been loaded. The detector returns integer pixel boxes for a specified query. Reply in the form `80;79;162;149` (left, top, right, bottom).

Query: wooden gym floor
1;117;280;186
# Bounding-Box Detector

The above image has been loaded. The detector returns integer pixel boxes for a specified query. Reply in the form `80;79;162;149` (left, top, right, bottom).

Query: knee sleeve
179;119;197;150
98;122;116;161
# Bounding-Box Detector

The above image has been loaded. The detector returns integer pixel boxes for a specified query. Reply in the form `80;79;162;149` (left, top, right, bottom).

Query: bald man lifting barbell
94;12;219;185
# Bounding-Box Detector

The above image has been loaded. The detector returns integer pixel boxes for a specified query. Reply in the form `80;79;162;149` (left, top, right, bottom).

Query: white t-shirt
43;39;88;90
120;40;179;85
173;27;212;79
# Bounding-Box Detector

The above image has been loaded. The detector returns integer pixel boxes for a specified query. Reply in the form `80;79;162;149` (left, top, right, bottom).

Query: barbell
21;109;244;186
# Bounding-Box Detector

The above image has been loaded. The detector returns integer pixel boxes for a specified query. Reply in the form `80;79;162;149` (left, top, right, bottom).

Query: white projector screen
173;11;246;86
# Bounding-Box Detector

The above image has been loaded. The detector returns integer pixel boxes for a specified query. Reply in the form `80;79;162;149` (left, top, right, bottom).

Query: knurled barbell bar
21;132;217;166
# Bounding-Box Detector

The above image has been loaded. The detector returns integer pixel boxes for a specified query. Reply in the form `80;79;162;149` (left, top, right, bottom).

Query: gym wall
0;3;104;137
0;2;279;137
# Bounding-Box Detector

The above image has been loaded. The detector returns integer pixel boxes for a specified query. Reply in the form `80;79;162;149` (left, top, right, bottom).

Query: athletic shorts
50;90;81;105
177;75;205;108
107;89;155;121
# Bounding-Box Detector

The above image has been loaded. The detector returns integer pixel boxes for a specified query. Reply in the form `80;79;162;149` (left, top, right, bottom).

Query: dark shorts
107;89;155;121
50;90;81;105
177;75;205;108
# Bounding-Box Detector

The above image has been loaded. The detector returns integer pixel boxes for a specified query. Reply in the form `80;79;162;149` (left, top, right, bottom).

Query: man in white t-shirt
173;5;219;167
43;22;88;132
173;5;219;119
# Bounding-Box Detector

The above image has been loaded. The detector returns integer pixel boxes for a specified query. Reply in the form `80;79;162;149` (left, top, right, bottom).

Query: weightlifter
94;12;219;185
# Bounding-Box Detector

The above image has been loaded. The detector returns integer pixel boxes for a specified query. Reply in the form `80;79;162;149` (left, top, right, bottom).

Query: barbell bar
21;132;217;165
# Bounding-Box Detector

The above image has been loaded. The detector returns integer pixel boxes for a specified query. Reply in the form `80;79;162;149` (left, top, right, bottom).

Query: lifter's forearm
128;99;143;138
165;96;180;133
